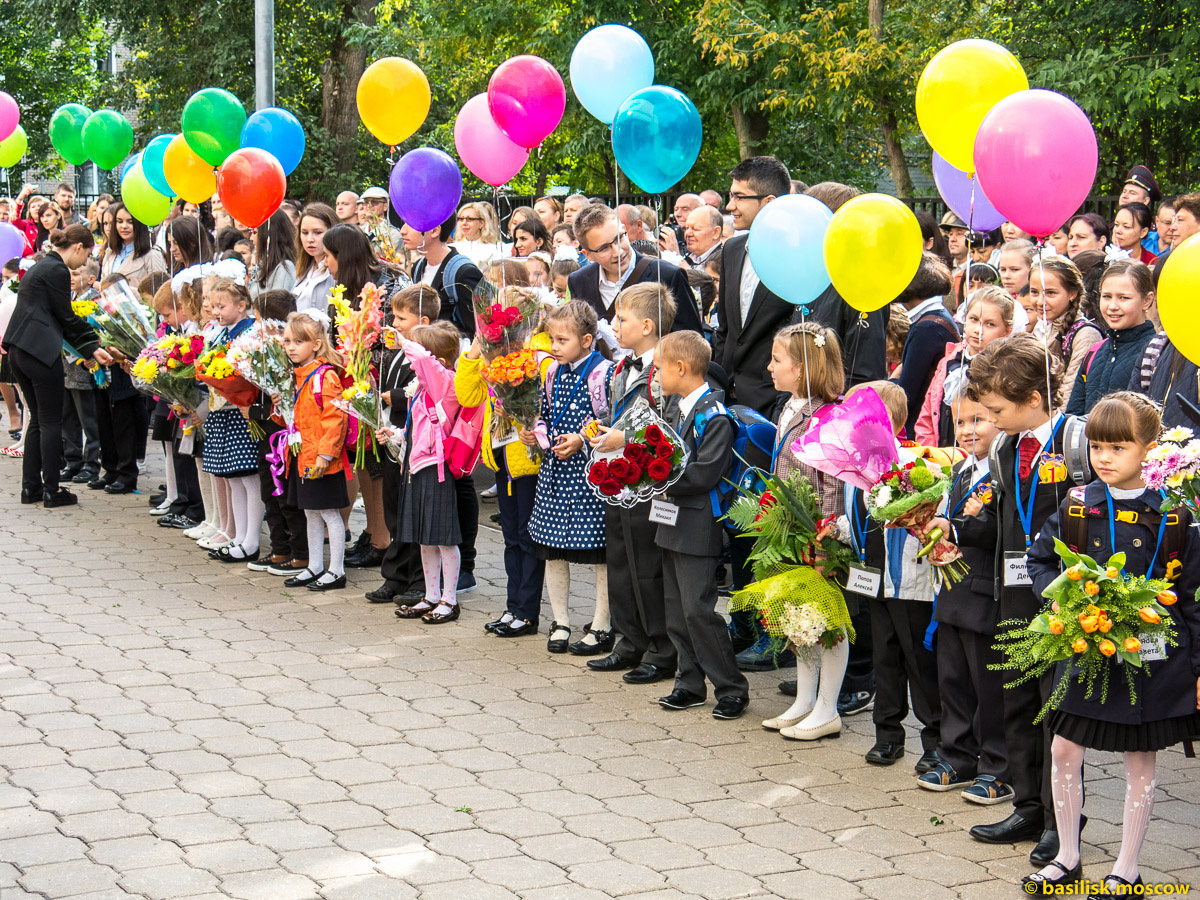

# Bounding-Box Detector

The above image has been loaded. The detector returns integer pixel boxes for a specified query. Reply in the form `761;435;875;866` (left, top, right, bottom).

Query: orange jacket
292;359;348;476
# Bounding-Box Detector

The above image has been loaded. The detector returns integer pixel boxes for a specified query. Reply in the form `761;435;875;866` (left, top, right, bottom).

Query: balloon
182;88;246;167
931;152;1005;232
241;107;305;176
915;40;1027;173
612;86;702;195
0;92;18;143
217;148;286;228
1158;236;1200;365
974;89;1098;238
747;195;833;307
0;222;25;261
0;125;27;168
356;57;430;145
81;109;134;171
570;25;654;125
389;147;462;233
143;134;177;197
121;161;173;227
823;193;923;314
119;152;142;186
163;134;217;204
50;103;92;166
453;94;529;187
487;55;566;148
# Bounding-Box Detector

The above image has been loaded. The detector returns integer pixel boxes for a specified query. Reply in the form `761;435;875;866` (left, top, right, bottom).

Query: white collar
963;453;990;476
568;352;595;372
1107;485;1145;500
687;242;721;264
1019;416;1055;447
908;296;948;321
599;253;638;288
637;348;656;369
678;383;710;421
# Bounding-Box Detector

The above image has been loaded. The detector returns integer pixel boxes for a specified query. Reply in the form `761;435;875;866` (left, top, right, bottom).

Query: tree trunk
867;0;913;197
731;103;769;160
320;0;376;176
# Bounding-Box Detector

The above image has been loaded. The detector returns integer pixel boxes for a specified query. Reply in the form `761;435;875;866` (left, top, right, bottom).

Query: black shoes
20;488;40;504
87;476;111;490
215;545;259;564
284;568;321;588
778;680;797;697
104;481;135;494
59;465;81;481
457;571;477;594
547;622;571;653
623;664;675;685
1021;859;1082;893
493;619;537;638
1030;818;1087;865
586;653;637;672
72;468;98;484
838;689;876;716
365;583;400;603
914;749;942;774
865;742;905;766
712;695;750;720
43;488;78;508
970;811;1044;845
308;573;346;592
344;544;385;568
158;514;199;529
569;629;615;656
658;689;706;710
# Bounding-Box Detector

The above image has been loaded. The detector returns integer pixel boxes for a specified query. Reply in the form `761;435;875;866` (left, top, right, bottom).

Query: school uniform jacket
605;355;679;430
933;459;999;634
567;253;704;336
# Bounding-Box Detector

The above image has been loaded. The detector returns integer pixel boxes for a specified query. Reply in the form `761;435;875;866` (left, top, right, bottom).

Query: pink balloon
973;89;1097;238
0;93;18;143
454;93;529;187
487;55;566;149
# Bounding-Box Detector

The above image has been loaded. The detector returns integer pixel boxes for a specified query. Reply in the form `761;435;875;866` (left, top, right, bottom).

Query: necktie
1017;435;1041;481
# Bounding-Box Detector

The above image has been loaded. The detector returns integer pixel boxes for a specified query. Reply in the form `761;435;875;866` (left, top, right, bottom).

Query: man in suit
567;204;704;334
403;214;483;338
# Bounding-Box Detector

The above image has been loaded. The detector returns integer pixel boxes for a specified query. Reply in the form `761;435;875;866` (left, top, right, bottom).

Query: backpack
422;392;485;479
543;357;612;420
1060;486;1187;582
420;253;473;330
694;403;776;524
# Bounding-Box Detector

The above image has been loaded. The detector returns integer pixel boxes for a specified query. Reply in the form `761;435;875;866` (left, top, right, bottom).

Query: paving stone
663;864;768;899
221;870;322;900
18;859;120;896
568;859;668;894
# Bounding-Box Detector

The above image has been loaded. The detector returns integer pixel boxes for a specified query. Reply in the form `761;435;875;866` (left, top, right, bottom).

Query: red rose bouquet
473;282;541;359
587;398;687;507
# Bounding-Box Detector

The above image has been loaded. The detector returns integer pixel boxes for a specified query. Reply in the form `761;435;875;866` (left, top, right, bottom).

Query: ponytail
49;225;95;251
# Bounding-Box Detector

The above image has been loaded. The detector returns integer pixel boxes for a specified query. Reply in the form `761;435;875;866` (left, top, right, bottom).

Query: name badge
846;565;882;597
1004;552;1032;587
649;498;680;526
1139;633;1168;663
492;424;519;448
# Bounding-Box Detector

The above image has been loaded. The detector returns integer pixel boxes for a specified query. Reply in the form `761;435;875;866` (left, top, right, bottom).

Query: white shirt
451;239;504;269
677;384;710;424
420;258;444;287
598;258;636;310
293;263;334;314
686;241;722;269
1019;416;1056;450
906;295;949;323
739;252;760;324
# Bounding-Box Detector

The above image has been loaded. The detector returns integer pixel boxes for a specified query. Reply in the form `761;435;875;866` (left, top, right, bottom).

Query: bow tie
627;356;646;372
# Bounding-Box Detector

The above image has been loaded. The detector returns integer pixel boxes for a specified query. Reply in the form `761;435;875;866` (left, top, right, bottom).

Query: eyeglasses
457;216;483;223
584;229;626;255
728;192;769;204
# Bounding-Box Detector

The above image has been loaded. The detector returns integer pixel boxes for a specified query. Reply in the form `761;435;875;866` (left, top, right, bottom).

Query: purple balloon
931;151;1005;232
389;147;463;233
0;222;25;262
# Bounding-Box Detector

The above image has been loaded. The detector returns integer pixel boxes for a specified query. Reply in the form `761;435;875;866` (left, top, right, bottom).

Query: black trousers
1005;664;1055;828
493;453;543;623
95;395;140;488
607;503;675;669
842;601;875;694
10;348;66;495
869;597;941;753
169;445;205;522
134;396;150;461
62;386;100;470
256;425;306;559
936;623;1009;781
454;472;478;575
663;548;748;701
380;454;422;592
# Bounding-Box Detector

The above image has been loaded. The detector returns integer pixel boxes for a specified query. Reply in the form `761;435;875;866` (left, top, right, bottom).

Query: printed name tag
847;565;882;597
1139;633;1168;663
1004;552;1032;587
649;499;680;526
493;425;519;448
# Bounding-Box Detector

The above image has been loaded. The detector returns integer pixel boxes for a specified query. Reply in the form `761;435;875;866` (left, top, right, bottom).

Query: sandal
421;603;460;625
395;600;435;619
1022;860;1083;893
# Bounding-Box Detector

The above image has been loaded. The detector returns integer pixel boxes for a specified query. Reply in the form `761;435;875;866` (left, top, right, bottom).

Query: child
278;311;350;591
62;259;103;484
761;322;850;738
884;304;909;375
525;252;551;288
926;332;1072;865
550;258;579;300
393;321;466;623
193;286;234;549
653;330;749;719
521;300;614;655
586;283;679;683
916;286;1015;447
1029;256;1102;394
891;252;958;439
917;387;1013;805
998;239;1034;299
1023;392;1200;894
202;278;264;563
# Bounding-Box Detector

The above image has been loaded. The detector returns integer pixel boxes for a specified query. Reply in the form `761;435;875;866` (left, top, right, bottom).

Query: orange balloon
356;57;430;145
163;134;216;203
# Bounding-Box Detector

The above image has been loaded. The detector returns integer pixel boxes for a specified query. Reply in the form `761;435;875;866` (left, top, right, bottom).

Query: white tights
196;464;216;529
306;509;346;583
225;474;265;557
545;560;609;641
162;442;177;502
213;475;233;540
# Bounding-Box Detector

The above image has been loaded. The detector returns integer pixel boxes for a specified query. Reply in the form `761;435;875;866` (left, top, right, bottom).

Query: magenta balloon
487;55;566;149
454;93;530;187
973;89;1098;238
0;93;17;143
931;152;1005;232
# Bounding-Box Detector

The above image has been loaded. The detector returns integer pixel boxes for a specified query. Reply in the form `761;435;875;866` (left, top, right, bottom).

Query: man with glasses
358;187;402;258
566;204;703;334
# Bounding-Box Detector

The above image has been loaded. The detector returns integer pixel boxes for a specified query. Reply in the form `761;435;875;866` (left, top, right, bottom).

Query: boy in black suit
926;332;1072;866
653;331;749;720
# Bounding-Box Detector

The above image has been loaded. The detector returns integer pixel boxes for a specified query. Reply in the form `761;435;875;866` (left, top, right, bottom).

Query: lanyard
292;365;323;407
612;363;655;422
549;351;600;432
847;487;868;564
950;469;990;518
1014;415;1065;548
1105;486;1169;575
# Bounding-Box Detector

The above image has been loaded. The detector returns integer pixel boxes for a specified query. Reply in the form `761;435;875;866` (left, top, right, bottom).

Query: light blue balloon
142;133;176;197
570;25;654;125
747;194;833;307
119;151;142;186
612;86;702;195
241;107;305;176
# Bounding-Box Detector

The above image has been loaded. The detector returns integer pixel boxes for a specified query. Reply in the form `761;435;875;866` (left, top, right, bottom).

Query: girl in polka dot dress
521;301;615;655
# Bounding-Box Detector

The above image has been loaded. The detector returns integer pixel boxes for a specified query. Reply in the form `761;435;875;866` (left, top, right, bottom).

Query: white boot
762;648;818;731
780;638;849;741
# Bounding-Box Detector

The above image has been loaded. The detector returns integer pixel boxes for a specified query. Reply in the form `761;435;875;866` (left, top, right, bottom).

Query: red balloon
217;147;286;228
487;55;566;149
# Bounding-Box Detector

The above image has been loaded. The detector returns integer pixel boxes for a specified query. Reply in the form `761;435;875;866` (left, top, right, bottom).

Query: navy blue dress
201;318;259;478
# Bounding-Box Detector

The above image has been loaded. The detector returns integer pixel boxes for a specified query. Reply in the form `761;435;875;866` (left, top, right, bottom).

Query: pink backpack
423;394;485;479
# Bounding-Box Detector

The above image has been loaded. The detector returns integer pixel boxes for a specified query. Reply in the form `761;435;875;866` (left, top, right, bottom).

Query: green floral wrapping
867;482;949;523
728;565;855;644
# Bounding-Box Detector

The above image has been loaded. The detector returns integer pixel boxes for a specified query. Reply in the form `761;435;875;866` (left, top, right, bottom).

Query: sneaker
480;484;498;500
457;571;477;594
728;622;759;655
735;632;794;672
247;554;289;572
961;775;1016;806
267;559;308;577
917;761;971;792
837;689;875;717
137;459;148;474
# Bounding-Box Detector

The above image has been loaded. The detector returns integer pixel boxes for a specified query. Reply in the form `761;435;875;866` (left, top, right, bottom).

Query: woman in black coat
2;225;113;506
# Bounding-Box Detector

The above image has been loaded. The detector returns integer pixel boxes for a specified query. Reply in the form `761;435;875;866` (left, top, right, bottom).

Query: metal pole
254;0;275;109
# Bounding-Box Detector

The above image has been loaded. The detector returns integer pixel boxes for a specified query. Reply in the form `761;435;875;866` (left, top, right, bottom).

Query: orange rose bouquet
480;348;543;461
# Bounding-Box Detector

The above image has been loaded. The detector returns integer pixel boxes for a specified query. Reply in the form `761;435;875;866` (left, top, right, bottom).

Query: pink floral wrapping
790;387;899;491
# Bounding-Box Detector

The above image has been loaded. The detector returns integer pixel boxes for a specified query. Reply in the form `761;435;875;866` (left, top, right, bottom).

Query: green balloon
181;88;246;167
0;125;27;168
50;103;92;166
121;161;172;226
82;109;134;171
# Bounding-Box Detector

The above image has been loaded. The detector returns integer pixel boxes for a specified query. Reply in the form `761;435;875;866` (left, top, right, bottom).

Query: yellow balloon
356;57;431;145
823;194;924;314
916;39;1027;173
1157;235;1200;365
163;134;216;203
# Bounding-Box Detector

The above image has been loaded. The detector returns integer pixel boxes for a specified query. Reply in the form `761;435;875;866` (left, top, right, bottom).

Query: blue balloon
570;25;654;125
142;133;176;197
240;107;305;176
118;151;142;186
612;86;702;195
747;194;833;307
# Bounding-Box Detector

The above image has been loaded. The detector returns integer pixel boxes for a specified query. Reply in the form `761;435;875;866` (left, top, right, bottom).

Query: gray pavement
1;457;1198;899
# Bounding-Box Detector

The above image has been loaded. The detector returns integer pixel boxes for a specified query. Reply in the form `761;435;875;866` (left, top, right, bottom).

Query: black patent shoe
20;488;41;505
1022;860;1083;894
283;568;321;588
586;653;638;672
43;488;78;508
493;618;537;638
568;628;614;656
1089;874;1142;898
308;573;347;592
547;622;571;653
485;613;514;634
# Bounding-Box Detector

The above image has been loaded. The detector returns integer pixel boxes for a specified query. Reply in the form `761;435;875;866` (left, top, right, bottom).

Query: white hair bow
170;258;247;293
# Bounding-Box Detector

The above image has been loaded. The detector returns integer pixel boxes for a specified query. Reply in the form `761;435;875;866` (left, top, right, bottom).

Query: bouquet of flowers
196;345;260;408
229;325;296;444
480;347;544;461
995;539;1180;722
71;298;99;319
585;398;687;506
329;283;394;466
473;283;542;358
1142;426;1200;513
130;335;204;435
94;281;157;360
865;460;967;586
